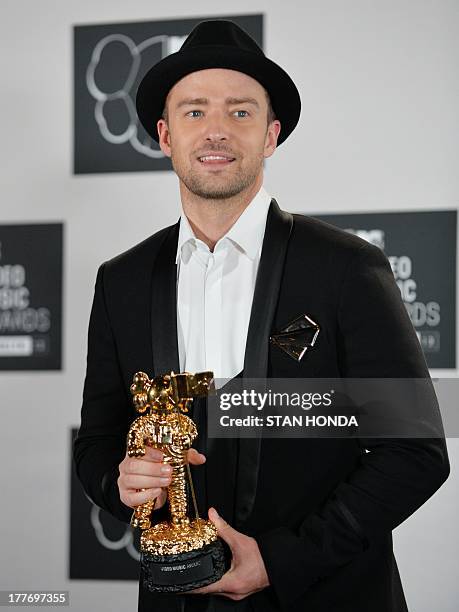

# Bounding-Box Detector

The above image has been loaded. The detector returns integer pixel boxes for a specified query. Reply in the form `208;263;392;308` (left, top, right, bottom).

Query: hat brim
136;45;301;146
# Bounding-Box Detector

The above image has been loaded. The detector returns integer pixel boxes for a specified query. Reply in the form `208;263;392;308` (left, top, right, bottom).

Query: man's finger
141;447;165;462
187;448;206;465
188;574;253;599
215;592;253;600
186;574;229;595
208;507;238;549
190;589;249;600
125;487;163;507
123;474;171;489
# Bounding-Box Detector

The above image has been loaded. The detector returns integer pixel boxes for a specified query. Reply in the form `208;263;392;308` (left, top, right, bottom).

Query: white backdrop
0;1;458;611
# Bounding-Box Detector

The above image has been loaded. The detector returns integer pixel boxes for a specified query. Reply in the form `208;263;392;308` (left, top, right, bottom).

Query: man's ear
157;119;172;158
264;119;281;158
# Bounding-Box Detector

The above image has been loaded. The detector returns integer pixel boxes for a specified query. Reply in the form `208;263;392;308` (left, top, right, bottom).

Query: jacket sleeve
255;242;450;609
73;263;168;525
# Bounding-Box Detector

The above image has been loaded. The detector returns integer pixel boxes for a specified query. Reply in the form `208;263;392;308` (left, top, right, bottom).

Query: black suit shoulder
104;223;176;276
89;223;178;335
291;212;375;258
283;212;390;307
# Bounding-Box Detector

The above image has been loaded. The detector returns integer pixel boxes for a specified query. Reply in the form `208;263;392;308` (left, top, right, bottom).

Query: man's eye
187;110;203;117
234;110;249;117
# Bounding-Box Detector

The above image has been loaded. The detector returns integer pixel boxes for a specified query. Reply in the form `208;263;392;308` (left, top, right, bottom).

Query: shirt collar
175;186;272;263
176;209;196;264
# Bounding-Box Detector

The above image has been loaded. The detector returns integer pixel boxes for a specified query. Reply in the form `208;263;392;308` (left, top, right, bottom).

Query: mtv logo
345;229;385;250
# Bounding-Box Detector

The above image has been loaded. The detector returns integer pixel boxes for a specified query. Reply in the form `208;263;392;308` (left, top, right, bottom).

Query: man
74;20;450;612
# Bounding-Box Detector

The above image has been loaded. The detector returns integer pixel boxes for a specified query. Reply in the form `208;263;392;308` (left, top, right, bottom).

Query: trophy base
140;539;227;593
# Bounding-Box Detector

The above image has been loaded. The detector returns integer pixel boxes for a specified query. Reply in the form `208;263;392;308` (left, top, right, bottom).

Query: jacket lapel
150;223;180;376
234;199;293;526
244;199;293;378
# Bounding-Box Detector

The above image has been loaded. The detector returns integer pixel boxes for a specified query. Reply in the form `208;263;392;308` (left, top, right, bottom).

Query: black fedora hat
136;19;301;146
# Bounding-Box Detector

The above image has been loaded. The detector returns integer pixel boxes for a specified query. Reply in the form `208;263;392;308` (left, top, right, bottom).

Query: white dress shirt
176;186;272;381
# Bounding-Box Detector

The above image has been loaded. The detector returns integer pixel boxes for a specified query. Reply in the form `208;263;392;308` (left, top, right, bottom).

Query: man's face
157;68;281;200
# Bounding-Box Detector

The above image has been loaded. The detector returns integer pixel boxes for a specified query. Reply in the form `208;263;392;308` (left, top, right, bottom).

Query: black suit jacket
74;200;449;612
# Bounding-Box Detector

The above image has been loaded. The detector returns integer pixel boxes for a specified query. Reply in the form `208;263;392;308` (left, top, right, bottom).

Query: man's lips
197;154;236;165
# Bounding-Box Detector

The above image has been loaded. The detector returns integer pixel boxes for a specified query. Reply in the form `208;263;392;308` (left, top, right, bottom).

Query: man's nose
203;113;229;141
206;132;227;141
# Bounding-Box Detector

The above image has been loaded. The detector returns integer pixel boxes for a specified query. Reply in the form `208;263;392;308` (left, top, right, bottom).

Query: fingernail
161;465;172;474
160;477;171;485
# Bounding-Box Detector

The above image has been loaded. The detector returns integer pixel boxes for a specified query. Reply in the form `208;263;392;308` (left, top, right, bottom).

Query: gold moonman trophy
127;370;227;592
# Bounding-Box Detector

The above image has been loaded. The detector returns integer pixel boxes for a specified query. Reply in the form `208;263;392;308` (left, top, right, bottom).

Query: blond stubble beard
170;149;264;200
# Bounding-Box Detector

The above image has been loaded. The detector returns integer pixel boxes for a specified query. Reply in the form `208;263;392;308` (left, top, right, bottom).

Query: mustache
194;145;237;157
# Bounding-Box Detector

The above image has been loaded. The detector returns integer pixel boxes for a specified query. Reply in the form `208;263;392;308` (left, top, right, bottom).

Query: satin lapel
244;199;293;378
150;223;180;376
234;199;293;527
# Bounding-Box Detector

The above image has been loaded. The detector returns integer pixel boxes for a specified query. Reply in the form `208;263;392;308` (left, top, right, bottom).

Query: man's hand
188;507;270;601
118;447;206;510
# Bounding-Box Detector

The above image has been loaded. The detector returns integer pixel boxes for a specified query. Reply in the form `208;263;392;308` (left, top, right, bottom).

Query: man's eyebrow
225;97;260;108
176;97;209;109
175;97;260;109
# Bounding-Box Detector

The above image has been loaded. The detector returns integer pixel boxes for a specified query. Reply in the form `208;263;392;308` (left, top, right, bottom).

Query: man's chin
185;179;251;201
193;189;243;200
